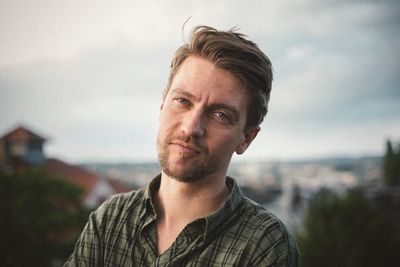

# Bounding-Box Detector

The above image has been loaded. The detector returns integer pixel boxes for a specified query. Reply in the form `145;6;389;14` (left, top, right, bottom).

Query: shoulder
63;189;147;266
240;196;286;234
239;197;300;266
93;189;146;226
101;189;144;209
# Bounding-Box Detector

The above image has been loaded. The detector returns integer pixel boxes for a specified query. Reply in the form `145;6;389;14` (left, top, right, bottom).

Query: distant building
0;125;132;209
0;126;46;173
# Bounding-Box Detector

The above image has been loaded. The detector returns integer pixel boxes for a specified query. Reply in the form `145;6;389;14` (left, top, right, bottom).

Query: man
65;26;300;266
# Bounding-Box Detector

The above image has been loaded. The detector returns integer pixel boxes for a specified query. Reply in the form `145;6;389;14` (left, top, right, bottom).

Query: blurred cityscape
0;125;384;229
82;155;382;231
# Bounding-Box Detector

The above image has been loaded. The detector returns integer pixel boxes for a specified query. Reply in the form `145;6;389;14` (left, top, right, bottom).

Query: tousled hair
164;26;273;129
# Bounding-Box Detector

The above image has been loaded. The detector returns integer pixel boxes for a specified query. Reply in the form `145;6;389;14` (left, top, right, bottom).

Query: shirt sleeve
248;219;301;267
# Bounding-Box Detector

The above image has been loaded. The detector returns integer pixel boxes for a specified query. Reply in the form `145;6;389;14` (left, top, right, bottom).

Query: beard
157;135;219;183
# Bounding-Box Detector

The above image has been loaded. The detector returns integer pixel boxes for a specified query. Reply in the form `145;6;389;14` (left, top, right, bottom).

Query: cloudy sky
1;0;399;163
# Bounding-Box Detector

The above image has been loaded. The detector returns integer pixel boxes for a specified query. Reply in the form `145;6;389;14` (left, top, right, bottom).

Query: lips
172;141;199;153
169;140;202;154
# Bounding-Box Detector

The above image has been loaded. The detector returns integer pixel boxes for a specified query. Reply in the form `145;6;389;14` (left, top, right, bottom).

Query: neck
153;172;229;255
155;172;229;223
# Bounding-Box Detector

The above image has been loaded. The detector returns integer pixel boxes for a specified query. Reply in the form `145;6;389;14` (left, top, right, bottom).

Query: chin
162;158;215;183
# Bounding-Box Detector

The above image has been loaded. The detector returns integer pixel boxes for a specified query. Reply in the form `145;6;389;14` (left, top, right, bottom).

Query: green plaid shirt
64;176;300;266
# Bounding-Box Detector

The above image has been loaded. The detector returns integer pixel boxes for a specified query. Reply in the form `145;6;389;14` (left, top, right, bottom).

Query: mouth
170;140;201;154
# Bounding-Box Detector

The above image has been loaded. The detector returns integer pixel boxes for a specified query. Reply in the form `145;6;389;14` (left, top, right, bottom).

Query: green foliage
383;140;400;186
296;188;400;267
0;168;89;266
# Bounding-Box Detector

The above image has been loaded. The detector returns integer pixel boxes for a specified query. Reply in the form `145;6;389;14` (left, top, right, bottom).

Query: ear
236;126;260;155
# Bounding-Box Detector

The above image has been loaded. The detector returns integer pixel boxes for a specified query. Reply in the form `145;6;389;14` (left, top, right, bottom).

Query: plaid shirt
64;176;300;266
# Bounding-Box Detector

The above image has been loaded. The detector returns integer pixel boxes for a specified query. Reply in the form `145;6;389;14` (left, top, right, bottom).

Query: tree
0;168;89;266
383;140;400;186
296;188;400;267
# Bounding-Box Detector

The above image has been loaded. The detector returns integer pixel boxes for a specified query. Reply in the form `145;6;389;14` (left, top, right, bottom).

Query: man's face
157;56;259;183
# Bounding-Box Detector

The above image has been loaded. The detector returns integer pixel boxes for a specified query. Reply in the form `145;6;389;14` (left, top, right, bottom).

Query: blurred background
1;0;399;266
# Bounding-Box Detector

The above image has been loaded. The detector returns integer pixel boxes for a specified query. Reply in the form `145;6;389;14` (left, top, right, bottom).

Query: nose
180;109;205;138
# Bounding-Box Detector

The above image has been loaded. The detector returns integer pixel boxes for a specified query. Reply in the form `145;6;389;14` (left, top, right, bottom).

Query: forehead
168;56;249;106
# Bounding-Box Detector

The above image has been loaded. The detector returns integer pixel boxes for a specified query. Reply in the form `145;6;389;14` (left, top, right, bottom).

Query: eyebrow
171;88;200;102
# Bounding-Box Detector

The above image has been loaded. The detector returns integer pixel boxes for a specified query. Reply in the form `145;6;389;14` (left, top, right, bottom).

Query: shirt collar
142;175;244;242
144;174;161;203
203;177;244;242
140;174;161;222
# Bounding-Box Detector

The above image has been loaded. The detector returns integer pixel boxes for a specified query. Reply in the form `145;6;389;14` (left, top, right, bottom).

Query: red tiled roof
1;126;46;142
106;176;133;193
46;158;99;199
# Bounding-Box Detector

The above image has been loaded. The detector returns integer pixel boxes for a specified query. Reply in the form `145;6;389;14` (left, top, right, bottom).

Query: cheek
160;106;180;124
158;123;170;141
159;109;174;128
211;132;243;153
158;113;180;141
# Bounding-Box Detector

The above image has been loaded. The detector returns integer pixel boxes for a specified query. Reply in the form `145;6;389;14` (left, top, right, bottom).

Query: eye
174;97;190;106
216;111;227;119
213;111;231;123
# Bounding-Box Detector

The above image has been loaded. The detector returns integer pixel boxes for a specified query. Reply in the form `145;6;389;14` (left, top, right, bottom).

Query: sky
1;0;399;163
